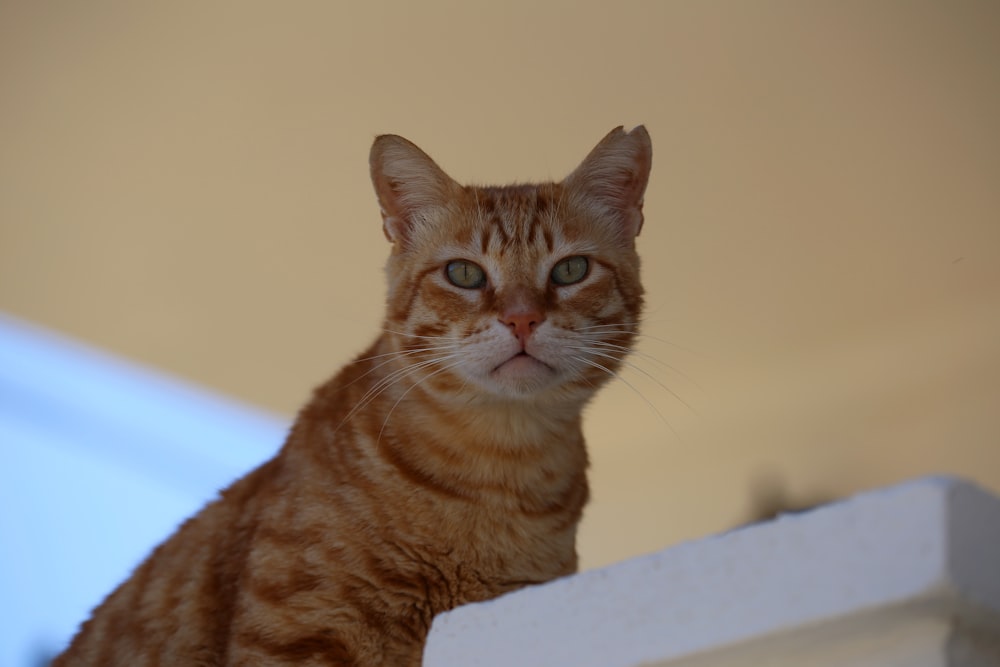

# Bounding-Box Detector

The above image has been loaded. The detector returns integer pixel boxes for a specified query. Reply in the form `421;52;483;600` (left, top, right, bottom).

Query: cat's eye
445;260;487;289
550;256;589;286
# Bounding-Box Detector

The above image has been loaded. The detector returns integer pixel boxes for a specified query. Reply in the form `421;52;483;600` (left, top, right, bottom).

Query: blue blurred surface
0;313;288;666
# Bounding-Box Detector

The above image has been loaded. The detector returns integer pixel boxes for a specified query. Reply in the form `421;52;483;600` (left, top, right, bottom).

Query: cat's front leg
225;602;426;666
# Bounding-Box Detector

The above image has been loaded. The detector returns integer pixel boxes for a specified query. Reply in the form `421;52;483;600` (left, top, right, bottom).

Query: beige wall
2;1;998;570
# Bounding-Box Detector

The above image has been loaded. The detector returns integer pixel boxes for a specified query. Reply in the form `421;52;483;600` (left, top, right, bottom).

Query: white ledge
424;476;1000;667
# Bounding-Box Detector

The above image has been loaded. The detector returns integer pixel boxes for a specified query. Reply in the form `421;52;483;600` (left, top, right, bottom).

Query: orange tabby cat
54;125;652;666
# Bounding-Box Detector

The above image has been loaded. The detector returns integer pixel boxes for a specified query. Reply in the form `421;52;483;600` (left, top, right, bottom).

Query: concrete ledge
424;477;1000;666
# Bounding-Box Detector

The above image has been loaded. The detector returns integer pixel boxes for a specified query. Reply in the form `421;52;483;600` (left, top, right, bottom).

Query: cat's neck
298;336;590;496
281;337;590;564
408;391;584;451
371;380;588;510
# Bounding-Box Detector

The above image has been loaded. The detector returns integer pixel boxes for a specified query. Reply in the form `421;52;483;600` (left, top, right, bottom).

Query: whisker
354;354;453;409
573;323;702;356
583;339;702;389
383;328;463;342
376;359;466;445
567;345;697;414
575;322;643;331
341;344;459;391
634;332;703;356
351;344;458;367
334;353;459;433
569;355;682;442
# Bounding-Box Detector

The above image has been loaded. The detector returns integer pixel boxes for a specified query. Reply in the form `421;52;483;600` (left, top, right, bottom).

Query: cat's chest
383;521;574;620
391;491;579;605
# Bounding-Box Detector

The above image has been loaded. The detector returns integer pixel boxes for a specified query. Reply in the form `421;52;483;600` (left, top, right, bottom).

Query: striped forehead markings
472;186;559;255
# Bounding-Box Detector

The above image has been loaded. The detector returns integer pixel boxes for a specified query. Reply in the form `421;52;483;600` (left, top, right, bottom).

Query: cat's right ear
370;135;460;247
562;125;652;239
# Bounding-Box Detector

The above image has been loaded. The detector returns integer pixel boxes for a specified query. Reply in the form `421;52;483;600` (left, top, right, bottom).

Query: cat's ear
562;125;652;238
370;134;461;246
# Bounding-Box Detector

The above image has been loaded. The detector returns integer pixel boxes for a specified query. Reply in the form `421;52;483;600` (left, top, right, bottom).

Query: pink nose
501;310;545;344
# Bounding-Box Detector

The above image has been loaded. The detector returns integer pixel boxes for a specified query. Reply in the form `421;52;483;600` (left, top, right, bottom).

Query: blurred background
2;1;999;663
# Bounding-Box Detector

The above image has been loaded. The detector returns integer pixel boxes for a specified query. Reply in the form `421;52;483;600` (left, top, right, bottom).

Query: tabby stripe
592;257;643;309
389;265;440;323
493;214;510;250
247;569;325;607
377;432;472;500
543;227;555;252
237;628;356;663
518;473;589;520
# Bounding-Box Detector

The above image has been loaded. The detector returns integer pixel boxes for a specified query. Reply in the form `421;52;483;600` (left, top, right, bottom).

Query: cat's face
370;127;651;405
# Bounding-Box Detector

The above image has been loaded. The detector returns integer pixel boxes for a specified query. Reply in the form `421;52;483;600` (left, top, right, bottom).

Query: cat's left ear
562;125;652;238
370;134;461;246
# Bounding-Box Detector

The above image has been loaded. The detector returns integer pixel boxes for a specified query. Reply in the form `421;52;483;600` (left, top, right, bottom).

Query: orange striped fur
55;126;652;666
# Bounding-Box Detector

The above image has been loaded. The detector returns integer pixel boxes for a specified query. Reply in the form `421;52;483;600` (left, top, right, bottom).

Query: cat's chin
486;353;557;396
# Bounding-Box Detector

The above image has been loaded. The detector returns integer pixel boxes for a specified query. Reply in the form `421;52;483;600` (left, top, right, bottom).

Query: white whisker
377;358;467;445
341;345;459;391
574;323;702;356
575;322;643;331
383;328;463;342
334;352;459;433
583;339;702;389
569;354;682;442
566;344;697;414
352;345;456;365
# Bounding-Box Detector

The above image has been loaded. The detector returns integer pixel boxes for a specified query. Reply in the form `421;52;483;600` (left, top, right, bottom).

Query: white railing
425;476;1000;667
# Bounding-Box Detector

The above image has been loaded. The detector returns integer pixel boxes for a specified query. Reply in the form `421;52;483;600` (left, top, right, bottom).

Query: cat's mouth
492;351;553;375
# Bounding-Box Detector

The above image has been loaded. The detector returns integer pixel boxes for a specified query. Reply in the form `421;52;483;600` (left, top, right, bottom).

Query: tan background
2;1;998;570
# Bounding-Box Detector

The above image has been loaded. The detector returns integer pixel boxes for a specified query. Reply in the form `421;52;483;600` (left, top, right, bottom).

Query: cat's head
370;126;651;406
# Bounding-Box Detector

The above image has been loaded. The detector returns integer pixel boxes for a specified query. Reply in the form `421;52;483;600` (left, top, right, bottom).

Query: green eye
550;256;589;286
445;260;487;289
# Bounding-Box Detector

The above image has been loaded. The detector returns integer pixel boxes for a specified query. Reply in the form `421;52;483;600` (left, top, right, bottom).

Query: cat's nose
501;309;545;345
